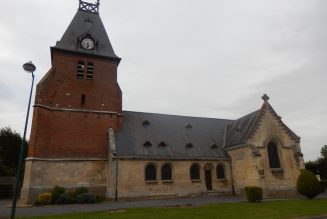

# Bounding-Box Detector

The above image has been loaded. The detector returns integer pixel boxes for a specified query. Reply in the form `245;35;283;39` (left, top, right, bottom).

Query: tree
305;160;319;175
0;127;27;176
321;145;327;159
305;145;327;180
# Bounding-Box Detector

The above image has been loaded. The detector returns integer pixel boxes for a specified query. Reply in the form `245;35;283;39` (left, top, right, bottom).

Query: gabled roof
225;100;300;148
53;9;120;59
115;111;232;159
225;109;261;148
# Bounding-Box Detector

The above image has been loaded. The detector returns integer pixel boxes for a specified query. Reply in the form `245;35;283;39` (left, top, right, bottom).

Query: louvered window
86;62;94;79
77;61;84;79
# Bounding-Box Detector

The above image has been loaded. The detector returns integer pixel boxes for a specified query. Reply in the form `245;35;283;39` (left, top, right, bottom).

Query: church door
205;170;212;191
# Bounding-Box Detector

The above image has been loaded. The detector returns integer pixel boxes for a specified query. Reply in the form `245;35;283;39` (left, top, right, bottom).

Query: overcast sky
0;0;326;161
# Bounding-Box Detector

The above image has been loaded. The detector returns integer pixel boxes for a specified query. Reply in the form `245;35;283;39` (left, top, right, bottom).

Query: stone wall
109;159;233;200
227;108;301;197
20;159;107;204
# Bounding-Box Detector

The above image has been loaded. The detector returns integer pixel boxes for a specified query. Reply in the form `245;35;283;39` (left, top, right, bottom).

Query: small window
158;141;167;147
81;94;86;105
77;61;84;79
145;164;156;181
142;120;150;126
186;143;193;148
143;141;152;147
190;163;200;180
161;164;172;180
267;141;281;168
216;164;225;179
211;143;218;149
86;62;94;79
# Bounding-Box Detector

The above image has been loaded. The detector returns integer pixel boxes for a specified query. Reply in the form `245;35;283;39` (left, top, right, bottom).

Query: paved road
1;192;326;218
1;195;244;218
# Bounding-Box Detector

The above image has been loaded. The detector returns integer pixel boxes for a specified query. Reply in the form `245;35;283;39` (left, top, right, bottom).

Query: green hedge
51;185;65;203
244;186;263;202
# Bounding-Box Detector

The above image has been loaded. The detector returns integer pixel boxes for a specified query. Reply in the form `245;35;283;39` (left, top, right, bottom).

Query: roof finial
79;0;100;14
261;94;269;102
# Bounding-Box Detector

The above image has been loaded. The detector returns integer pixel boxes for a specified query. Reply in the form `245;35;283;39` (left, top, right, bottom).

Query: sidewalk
1;192;326;218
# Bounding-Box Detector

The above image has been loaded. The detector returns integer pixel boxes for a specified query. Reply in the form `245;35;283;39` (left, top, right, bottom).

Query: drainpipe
229;159;236;196
115;159;118;201
223;125;235;196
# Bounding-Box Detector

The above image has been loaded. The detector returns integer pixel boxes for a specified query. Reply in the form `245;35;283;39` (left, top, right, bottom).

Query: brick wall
28;50;122;158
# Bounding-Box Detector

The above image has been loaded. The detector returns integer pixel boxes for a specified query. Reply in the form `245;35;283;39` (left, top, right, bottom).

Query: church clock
81;37;95;50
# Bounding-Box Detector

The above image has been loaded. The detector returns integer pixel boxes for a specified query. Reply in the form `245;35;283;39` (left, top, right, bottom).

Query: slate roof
224;102;300;148
115;111;232;159
225;110;260;148
53;9;120;59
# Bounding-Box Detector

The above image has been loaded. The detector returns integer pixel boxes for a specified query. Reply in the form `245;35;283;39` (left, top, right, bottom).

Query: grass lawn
18;199;327;219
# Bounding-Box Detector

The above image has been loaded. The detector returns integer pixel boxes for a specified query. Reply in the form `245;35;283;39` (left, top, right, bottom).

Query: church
21;0;305;203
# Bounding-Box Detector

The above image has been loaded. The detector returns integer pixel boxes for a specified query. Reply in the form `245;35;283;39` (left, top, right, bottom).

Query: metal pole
10;72;35;219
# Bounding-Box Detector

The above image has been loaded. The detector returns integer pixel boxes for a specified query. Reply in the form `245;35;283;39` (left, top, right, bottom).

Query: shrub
244;186;263;202
95;195;104;203
51;185;65;203
55;192;75;204
74;187;88;196
76;193;96;204
297;169;321;199
37;192;52;205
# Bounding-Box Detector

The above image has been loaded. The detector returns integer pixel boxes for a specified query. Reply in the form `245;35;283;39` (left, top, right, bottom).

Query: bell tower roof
53;0;120;60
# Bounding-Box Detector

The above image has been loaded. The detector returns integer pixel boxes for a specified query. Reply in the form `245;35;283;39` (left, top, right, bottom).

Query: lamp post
10;61;36;219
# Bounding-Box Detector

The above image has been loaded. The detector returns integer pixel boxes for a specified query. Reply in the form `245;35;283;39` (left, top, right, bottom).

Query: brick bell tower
21;0;122;203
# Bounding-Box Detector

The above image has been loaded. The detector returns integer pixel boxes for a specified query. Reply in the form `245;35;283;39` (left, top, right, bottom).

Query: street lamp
10;61;36;219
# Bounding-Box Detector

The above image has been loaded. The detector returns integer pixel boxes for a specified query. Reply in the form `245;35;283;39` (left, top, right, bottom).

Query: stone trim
34;104;123;116
145;180;158;184
191;179;202;183
26;157;108;161
113;156;231;161
224;144;254;151
162;180;174;184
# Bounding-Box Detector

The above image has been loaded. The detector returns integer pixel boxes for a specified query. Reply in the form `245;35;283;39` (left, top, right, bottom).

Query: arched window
145;164;157;181
161;164;172;180
267;141;281;168
216;164;225;179
190;163;200;180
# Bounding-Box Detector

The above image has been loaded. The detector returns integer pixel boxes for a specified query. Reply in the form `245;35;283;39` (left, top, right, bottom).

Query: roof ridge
122;110;234;121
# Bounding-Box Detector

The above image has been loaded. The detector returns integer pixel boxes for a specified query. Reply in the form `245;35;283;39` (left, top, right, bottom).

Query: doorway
205;170;212;190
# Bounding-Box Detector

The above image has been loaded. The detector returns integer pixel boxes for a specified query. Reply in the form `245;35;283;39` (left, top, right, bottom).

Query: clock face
81;37;95;50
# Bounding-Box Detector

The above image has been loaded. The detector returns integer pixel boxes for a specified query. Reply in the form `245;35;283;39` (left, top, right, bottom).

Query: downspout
223;124;235;196
115;159;118;201
108;128;118;201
